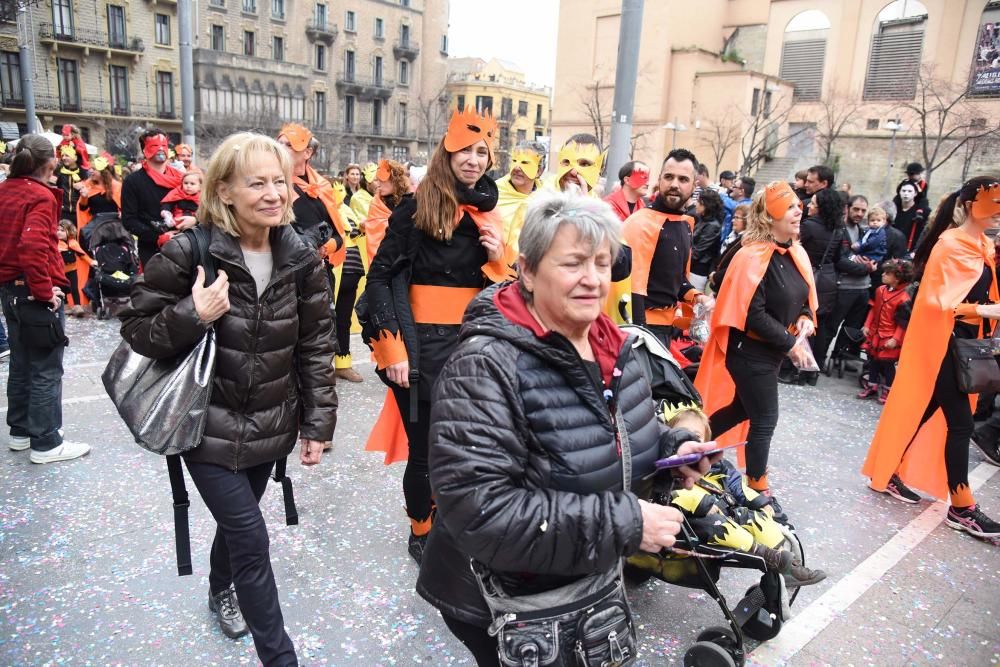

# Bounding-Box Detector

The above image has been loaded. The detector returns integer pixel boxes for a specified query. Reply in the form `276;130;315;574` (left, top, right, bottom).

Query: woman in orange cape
363;159;411;264
863;176;1000;540
694;182;817;516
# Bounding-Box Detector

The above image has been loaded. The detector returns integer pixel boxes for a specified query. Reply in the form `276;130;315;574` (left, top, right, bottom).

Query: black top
635;196;696;319
799;217;835;268
80;191;120;216
55;167;89;220
291;183;337;251
955;264;994;339
893;205;928;251
121;168;173;251
732;242;811;352
691;216;722;276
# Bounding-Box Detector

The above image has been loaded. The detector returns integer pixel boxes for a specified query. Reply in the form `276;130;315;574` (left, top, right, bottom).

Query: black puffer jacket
120;223;338;470
416;284;694;626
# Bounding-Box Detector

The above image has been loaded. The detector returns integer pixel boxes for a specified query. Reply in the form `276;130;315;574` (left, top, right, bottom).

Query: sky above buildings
447;0;559;88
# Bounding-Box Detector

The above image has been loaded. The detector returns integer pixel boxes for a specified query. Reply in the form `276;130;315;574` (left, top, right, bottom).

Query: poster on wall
970;8;1000;96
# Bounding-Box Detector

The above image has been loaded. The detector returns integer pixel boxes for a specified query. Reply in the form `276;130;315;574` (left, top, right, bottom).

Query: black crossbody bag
472;405;637;667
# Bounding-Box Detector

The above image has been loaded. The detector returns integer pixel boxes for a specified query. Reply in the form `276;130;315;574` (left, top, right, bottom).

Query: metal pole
178;0;196;153
605;0;644;189
17;5;37;134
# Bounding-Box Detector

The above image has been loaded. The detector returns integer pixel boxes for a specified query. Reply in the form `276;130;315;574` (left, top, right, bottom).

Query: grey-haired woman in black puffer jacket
416;190;716;666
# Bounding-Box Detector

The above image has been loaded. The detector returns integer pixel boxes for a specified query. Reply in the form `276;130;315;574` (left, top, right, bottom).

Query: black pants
390;386;434;522
812;288;870;365
909;352;973;507
184;459;297;667
1;285;65;451
869;359;897;387
709;336;782;485
334;269;363;356
65;269;82;306
442;614;499;666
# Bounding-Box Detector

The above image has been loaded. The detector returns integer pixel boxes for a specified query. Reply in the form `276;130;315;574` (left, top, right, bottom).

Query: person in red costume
159;171;203;247
603;160;649;222
121;129;187;267
863;177;1000;540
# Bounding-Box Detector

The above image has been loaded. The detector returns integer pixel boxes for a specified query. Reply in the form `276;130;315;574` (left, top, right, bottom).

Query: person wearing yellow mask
349;162;378;221
495;142;544;253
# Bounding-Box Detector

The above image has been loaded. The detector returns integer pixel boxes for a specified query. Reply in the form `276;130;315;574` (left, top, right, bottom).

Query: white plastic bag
788;329;820;371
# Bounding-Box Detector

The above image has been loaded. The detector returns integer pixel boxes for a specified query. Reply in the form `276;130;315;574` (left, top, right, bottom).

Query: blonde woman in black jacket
120;133;337;667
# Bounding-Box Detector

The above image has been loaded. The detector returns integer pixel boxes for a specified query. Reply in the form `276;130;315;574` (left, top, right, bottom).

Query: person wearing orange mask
864;177;1000;540
361;107;514;564
694;181;818;522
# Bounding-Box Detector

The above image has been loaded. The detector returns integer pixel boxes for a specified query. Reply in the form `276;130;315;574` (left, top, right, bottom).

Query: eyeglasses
733;215;747;221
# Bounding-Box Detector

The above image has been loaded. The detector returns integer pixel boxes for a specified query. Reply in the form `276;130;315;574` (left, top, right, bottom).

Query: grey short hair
517;190;622;299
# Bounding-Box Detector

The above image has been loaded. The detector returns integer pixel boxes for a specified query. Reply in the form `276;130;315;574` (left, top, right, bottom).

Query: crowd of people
1;108;998;666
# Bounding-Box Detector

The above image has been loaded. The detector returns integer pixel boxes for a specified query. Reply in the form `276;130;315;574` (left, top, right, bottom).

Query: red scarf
144;162;184;190
161;185;200;206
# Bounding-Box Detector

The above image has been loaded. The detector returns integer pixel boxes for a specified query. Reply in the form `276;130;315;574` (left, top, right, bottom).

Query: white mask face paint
899;185;916;204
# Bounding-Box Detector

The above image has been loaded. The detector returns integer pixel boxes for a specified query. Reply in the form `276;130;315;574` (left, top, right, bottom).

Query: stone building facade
0;0;183;155
193;0;450;170
552;0;1000;200
446;56;551;174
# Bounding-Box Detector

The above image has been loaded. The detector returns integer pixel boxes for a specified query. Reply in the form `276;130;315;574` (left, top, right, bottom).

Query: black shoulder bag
949;316;1000;395
813;230;839;318
471;404;638;666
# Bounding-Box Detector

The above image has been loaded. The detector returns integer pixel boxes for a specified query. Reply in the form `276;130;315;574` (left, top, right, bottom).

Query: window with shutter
779;39;826;102
863;1;928;101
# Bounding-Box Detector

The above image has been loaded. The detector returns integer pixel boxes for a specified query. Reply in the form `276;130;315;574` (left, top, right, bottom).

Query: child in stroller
80;213;140;319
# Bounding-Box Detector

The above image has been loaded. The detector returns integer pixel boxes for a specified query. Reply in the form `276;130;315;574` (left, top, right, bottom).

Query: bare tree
815;84;861;164
198;106;285;156
702;113;743;176
738;94;808;176
900;65;1000;189
579;80;612;148
413;83;450;161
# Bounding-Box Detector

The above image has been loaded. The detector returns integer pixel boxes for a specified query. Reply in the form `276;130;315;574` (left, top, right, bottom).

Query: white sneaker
0;348;9;361
8;435;30;451
30;440;91;464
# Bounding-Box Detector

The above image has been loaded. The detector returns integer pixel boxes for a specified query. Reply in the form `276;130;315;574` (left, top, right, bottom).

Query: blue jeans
184;459;297;667
1;285;65;451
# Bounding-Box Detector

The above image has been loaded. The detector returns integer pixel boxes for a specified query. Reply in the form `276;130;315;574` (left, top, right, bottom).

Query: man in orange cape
862;227;997;503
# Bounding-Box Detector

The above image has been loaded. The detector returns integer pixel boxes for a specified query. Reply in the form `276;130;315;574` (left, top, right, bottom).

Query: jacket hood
461;283;628;389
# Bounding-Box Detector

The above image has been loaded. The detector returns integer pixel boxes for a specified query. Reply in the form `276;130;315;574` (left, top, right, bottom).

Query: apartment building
193;0;450;169
446;56;551;174
553;0;999;199
0;0;182;154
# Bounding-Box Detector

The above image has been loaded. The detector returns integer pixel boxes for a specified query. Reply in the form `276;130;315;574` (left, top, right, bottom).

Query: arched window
863;0;928;100
779;10;831;102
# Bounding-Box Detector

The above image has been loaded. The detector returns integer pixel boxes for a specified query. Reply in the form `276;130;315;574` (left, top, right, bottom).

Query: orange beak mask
971;183;1000;219
444;107;497;163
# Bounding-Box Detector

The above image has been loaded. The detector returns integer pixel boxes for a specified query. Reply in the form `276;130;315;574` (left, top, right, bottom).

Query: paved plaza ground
1;315;998;666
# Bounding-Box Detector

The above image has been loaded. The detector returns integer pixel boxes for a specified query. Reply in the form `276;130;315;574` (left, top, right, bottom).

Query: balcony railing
39;23;145;54
305;19;337;45
30;93;177;119
392;39;419;60
335;73;394;99
337;122;416;140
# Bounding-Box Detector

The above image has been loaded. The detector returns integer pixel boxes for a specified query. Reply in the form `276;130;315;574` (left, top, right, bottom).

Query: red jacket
863;284;910;360
603;187;646;222
0;176;69;300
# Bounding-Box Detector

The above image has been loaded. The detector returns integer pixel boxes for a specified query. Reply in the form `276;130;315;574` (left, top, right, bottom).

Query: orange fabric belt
645;308;678;326
409;285;480;325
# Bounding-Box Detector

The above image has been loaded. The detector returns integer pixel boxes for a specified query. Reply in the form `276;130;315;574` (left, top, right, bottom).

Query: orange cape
293;166;347;266
694;241;818;467
74;180;122;305
862;228;997;500
620;208;695;297
363;195;393;264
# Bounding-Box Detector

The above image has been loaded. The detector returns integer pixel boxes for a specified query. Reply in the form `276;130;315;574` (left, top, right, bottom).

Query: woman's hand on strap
385;360;410;388
192;266;230;323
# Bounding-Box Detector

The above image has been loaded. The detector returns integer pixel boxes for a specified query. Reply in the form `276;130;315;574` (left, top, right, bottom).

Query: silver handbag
102;328;216;455
103;225;217;457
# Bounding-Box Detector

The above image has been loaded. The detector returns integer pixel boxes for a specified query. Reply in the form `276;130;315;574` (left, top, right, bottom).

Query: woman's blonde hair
198;132;294;237
743;189;776;245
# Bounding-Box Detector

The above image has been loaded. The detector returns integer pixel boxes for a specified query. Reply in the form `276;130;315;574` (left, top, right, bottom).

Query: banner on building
970;7;1000;96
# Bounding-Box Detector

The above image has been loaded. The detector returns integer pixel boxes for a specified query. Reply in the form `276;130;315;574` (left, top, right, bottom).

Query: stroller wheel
696;626;743;666
684;641;736;667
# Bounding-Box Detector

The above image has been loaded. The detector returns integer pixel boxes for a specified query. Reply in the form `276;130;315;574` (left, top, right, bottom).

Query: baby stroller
80;213;140;320
825;326;866;379
623;325;808;667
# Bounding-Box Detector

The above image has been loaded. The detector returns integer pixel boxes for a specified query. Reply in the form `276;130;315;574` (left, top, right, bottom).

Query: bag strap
614;404;632;491
272;456;299;526
818;228;838;267
187;226;217;287
166;454;193;576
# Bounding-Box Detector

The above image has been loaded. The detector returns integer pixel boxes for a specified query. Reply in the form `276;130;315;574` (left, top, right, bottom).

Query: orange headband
765;181;797;220
279;124;312;152
444;107;497;159
376;159;391;182
971;183;1000;219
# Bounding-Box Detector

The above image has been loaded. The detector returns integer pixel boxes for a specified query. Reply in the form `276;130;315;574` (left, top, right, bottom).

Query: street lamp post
662;117;687;150
884;119;904;200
